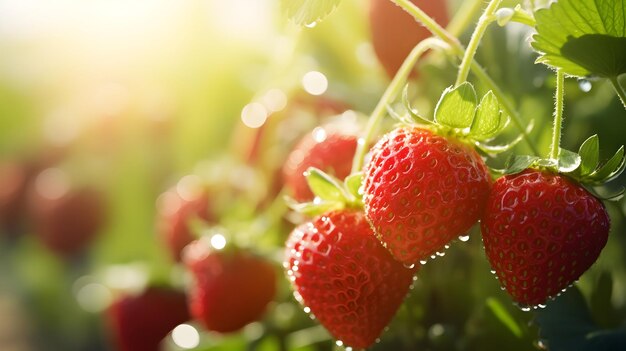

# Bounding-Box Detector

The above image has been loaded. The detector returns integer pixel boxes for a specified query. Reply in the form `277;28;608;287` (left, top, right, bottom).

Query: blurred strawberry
283;126;358;202
156;184;213;262
369;0;449;78
107;286;190;351
0;161;32;235
184;240;276;333
29;168;106;258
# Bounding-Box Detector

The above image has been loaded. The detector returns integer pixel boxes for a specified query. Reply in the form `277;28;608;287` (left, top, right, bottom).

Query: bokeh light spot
302;71;328;96
241;102;268;128
171;324;200;349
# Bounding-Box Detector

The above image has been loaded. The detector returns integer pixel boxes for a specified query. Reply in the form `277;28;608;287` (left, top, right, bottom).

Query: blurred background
0;0;625;350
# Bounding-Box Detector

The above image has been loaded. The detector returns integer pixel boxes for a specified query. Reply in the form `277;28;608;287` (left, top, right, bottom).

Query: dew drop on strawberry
481;169;610;307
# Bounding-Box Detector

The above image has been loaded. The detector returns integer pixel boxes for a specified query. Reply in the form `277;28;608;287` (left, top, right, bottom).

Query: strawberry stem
350;38;447;174
446;0;485;37
455;0;503;86
550;70;565;161
610;76;626;110
392;0;540;156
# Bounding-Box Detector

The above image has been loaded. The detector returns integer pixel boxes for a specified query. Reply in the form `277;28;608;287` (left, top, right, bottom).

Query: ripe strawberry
184;241;276;333
157;186;212;261
283;128;358;202
481;169;610;307
107;286;190;351
285;210;416;349
0;161;32;235
363;127;491;264
369;0;449;77
29;171;106;257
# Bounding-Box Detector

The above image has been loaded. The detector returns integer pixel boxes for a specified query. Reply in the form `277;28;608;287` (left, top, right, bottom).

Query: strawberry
285;210;416;349
107;286;190;351
184;241;276;333
29;170;106;257
480;169;610;307
283;128;358;202
0;161;32;235
363;127;491;264
369;0;449;78
157;186;212;261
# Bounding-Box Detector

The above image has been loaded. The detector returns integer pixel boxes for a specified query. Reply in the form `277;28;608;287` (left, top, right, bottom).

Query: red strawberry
0;161;32;235
481;169;610;307
157;186;212;261
283;128;358;202
108;286;190;351
285;210;416;349
29;170;106;257
369;0;449;78
184;241;276;333
363;127;491;264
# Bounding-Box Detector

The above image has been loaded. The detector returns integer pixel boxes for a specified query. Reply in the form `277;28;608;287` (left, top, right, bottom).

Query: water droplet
520;306;531;312
303;306;311;314
419;260;427;265
305;21;317;28
403;263;416;269
578;79;592;92
444;244;450;249
537;303;547;309
490;270;496;274
335;340;344;347
458;235;470;242
430;255;436;259
436;251;445;257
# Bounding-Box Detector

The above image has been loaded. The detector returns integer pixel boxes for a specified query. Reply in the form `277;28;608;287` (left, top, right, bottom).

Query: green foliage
535;286;626;351
281;0;342;26
434;82;478;129
471;91;507;140
532;0;626;78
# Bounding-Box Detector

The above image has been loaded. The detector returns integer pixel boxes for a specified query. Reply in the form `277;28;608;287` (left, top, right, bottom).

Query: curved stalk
610;76;626;110
392;0;540;156
446;0;486;37
456;0;503;86
351;38;449;173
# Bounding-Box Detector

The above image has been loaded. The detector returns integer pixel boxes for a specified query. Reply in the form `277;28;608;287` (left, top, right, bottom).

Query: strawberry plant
0;0;626;350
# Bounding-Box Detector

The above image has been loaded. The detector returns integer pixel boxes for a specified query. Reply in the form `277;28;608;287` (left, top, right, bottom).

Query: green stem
391;0;461;49
446;0;486;37
393;0;541;156
610;76;626;110
470;61;540;156
351;38;448;173
456;0;502;86
550;70;565;160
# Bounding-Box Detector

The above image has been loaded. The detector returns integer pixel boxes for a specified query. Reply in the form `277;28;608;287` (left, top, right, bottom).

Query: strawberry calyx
285;167;363;217
500;135;625;201
392;82;528;156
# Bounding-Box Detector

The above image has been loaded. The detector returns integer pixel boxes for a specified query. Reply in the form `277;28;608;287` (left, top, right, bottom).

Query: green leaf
470;91;505;140
504;155;539;175
532;0;626;78
578;135;600;176
588;146;625;183
344;172;363;200
281;0;342;27
305;167;347;202
485;298;523;338
434;82;477;129
558;148;582;173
